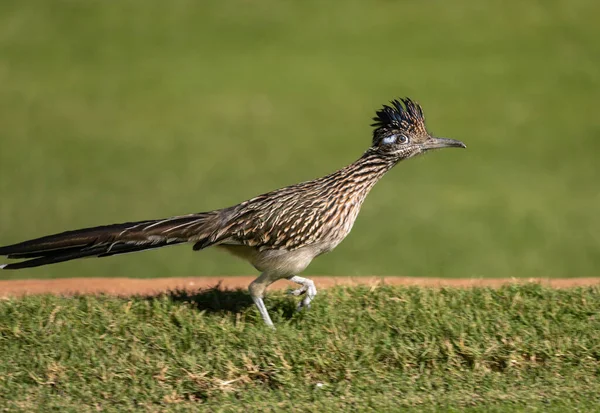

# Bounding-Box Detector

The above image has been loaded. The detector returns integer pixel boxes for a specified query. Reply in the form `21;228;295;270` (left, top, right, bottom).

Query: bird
0;98;465;327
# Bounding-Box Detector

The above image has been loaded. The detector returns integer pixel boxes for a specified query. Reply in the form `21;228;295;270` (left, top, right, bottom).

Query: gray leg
288;275;317;310
249;273;275;328
251;296;274;328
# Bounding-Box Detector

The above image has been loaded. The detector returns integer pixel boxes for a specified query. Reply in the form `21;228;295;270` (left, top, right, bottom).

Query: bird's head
370;98;466;161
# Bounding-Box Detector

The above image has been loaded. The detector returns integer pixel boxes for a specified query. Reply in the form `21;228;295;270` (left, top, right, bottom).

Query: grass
0;284;599;411
0;0;599;280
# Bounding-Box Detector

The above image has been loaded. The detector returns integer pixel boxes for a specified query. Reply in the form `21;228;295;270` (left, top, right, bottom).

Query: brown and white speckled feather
207;152;396;255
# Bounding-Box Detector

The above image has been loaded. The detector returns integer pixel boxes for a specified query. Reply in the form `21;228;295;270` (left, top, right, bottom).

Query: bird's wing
195;187;334;252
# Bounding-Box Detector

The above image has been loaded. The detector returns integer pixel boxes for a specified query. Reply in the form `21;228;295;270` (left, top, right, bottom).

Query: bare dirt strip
0;276;599;298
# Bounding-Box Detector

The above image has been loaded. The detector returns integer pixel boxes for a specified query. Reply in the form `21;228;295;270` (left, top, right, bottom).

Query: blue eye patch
382;135;397;144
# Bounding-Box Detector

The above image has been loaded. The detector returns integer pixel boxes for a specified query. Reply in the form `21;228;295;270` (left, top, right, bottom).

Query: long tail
0;212;222;270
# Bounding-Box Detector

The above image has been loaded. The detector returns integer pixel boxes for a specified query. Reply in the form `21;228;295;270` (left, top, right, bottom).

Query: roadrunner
0;98;465;326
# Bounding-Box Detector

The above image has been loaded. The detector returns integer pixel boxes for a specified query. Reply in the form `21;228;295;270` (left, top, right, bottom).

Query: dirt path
1;276;599;298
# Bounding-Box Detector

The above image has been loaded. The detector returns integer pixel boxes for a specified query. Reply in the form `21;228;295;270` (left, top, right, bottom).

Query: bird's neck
320;150;397;203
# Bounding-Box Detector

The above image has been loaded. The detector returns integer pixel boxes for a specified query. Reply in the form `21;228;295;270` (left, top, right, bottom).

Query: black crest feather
371;98;425;137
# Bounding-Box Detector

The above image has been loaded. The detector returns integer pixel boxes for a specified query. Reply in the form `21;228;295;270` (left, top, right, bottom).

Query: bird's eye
382;134;409;145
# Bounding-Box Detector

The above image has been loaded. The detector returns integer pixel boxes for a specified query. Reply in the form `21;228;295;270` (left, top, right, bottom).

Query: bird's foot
288;276;317;311
289;285;308;297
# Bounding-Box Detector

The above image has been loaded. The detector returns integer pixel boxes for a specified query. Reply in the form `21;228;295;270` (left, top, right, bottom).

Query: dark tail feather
1;242;175;270
0;213;221;270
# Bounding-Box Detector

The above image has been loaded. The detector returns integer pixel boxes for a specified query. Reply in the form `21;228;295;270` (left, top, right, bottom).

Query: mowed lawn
0;1;599;280
0;285;599;411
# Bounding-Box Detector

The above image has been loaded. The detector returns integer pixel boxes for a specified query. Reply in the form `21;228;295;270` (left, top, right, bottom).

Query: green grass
1;0;600;280
0;285;599;411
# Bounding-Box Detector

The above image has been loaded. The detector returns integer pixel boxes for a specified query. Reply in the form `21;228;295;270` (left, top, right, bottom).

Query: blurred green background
0;0;598;280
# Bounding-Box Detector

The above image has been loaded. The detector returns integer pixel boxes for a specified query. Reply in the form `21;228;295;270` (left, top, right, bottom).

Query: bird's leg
251;295;274;328
249;273;275;328
288;275;317;310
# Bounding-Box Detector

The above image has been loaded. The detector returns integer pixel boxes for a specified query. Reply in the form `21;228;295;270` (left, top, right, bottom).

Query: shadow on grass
146;282;299;321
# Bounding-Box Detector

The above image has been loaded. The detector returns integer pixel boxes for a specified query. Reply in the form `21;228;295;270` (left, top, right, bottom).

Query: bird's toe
289;286;308;296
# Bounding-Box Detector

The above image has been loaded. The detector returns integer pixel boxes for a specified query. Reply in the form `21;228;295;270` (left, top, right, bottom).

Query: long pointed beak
422;137;466;150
